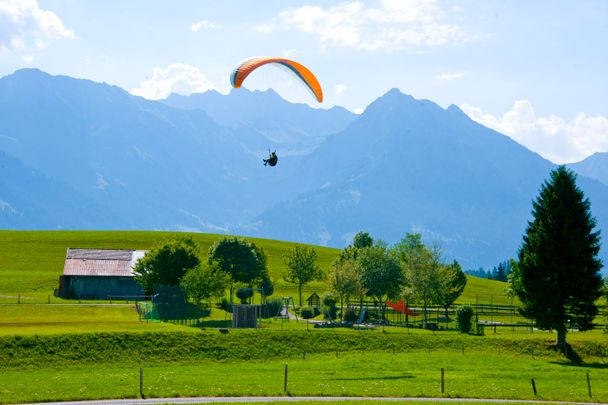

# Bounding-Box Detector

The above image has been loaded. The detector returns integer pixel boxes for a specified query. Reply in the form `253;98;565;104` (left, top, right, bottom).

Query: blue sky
1;0;607;163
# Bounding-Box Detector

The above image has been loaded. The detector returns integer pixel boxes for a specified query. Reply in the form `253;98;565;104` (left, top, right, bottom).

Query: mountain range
1;68;607;271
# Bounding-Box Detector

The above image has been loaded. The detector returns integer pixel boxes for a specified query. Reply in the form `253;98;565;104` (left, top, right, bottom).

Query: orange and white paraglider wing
230;57;323;103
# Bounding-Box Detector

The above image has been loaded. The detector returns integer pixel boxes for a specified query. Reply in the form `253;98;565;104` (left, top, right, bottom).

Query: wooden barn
57;248;147;300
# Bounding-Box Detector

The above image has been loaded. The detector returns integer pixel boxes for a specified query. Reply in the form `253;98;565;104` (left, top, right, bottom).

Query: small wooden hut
306;292;320;309
57;248;146;300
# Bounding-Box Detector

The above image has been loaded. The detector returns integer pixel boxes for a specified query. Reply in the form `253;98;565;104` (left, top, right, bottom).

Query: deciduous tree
329;258;365;320
133;237;200;295
436;260;467;319
180;263;230;307
353;231;374;249
395;233;442;327
208;237;268;300
284;245;324;306
358;244;403;323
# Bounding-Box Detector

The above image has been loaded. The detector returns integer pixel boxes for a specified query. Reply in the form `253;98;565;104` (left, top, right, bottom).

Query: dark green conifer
512;166;603;351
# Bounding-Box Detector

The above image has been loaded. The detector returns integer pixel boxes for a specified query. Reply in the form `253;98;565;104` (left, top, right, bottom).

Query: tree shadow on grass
196;319;231;328
547;343;608;369
331;374;414;381
549;360;608;369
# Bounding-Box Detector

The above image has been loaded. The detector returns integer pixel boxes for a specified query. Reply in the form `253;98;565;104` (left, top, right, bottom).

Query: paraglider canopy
230;57;323;103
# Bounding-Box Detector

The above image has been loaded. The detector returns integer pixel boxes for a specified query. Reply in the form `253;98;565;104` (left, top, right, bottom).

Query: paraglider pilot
263;150;278;167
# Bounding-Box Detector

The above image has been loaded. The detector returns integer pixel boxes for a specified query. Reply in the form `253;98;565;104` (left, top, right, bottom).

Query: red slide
386;300;417;316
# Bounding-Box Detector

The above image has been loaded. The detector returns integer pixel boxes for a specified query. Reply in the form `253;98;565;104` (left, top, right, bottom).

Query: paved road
15;397;608;405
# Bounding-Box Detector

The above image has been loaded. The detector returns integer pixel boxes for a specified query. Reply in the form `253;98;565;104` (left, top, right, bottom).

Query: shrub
457;305;474;334
261;277;274;297
264;297;283;318
218;297;232;313
236;288;254;304
343;307;358;322
322;305;337;320
300;306;315;319
322;293;337;307
322;293;337;320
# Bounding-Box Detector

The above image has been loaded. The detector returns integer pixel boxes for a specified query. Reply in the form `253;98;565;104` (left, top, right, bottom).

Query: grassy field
0;230;511;302
0;230;340;303
2;229;602;337
0;330;607;404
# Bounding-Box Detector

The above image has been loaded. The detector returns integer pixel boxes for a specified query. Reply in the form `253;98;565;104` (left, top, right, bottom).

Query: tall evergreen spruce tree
513;166;603;351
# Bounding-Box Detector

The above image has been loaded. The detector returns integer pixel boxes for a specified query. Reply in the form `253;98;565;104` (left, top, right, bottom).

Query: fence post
441;368;444;394
284;364;288;394
531;378;537;396
139;368;144;399
587;372;592;398
17;294;20;304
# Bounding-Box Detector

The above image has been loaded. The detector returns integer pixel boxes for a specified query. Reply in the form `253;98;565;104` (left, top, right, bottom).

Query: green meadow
0;230;604;336
0;230;338;303
0;331;607;403
0;231;607;404
0;230;510;302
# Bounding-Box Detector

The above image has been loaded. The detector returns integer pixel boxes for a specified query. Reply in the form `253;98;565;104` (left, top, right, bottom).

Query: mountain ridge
1;68;606;270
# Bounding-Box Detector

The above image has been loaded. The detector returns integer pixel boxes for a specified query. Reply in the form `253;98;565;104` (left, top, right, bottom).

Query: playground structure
275;296;298;321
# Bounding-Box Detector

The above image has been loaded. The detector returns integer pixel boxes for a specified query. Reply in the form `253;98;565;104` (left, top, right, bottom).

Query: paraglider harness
263;150;278;167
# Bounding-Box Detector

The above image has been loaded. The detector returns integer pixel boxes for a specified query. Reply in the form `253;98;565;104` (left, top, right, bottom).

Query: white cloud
254;24;273;33
0;0;74;60
354;107;364;114
460;100;608;163
96;173;109;191
190;20;219;32
335;84;347;95
279;0;470;51
436;72;465;81
131;64;216;100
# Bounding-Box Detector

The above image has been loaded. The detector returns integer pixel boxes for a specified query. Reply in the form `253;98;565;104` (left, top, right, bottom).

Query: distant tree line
465;259;515;282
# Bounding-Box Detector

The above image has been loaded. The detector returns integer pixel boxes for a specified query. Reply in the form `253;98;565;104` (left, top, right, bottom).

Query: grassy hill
0;230;510;303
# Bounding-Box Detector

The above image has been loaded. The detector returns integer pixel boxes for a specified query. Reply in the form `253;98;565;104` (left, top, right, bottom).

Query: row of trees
328;232;467;325
133;235;329;308
131;230;466;324
133;236;271;307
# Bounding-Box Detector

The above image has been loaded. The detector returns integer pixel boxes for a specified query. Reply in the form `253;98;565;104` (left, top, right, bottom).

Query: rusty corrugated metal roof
66;249;134;261
63;259;133;276
63;248;147;277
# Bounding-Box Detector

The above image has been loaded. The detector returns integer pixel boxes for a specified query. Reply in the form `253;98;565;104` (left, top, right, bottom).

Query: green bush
218;297;232;313
263;297;282;318
322;305;336;320
322;293;337;320
261;277;274;297
236;288;254;304
300;306;315;319
457;305;474;334
343;307;358;322
322;293;337;307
